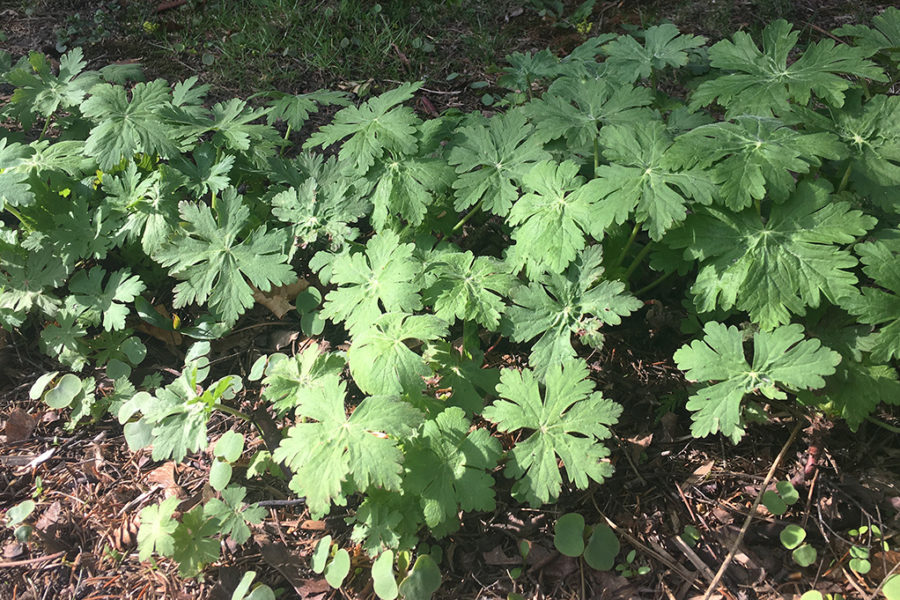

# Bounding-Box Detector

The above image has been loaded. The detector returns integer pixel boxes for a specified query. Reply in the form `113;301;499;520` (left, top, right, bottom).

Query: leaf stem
614;222;641;268
452;199;484;232
593;138;600;174
634;270;674;296
3;205;29;229
38;116;52;141
213;403;253;423
623;242;653;282
837;163;853;193
865;415;900;434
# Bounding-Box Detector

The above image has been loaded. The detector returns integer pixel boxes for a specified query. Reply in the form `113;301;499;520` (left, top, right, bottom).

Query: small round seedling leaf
209;460;232;491
325;548;350;588
780;524;806;550
398;554;442;600
849;557;871;574
122;336;147;364
776;480;799;505
214;431;245;462
106;358;131;380
584;523;619;571
761;490;788;516
798;591;823;600
518;540;531;559
44;373;83;409
30;372;59;399
5;500;35;527
792;544;817;567
249;356;268;381
311;536;332;574
554;513;586;557
372;550;398;600
883;574;900;600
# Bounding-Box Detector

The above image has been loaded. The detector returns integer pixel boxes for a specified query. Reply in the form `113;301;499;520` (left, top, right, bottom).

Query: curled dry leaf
253;277;310;319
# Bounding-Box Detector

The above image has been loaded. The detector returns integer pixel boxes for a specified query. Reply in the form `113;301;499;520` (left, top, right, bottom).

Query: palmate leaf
171;506;220;577
674;322;840;442
602;23;706;82
272;380;423;518
366;153;454;229
347;312;448;396
82;80;179;170
403;407;502;537
802;360;900;432
305;82;422;174
813;94;900;211
167;143;235;197
69;266;145;331
497;49;562;91
447;110;551;217
507;160;605;276
263;89;350;130
670;180;875;329
319;230;423;334
691;19;885;117
834;7;900;59
483;360;621;506
0;248;67;318
39;298;89;370
101;162;176;255
137;496;179;561
4;48;95;128
258;346;345;415
47;194;122;266
0;137;33;208
423;251;516;330
522;76;654;153
667;116;845;211
841;236;900;362
203;485;265;545
505;246;641;377
593;121;716;240
269;155;368;249
153;187;295;325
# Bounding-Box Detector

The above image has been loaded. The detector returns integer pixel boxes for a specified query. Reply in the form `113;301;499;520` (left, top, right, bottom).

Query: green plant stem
865;415;900;434
4;205;29;229
461;319;475;360
452;199;484;232
38;116;52;141
837;163;853;193
754;198;761;217
614;222;641;268
593;138;600;174
634;270;674;296
622;242;652;282
213;403;253;423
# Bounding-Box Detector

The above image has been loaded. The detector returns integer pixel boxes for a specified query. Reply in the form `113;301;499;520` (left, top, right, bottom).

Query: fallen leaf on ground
4;409;36;442
253;278;310;318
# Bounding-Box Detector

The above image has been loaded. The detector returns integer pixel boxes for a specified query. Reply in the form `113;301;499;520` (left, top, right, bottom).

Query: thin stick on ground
700;421;804;600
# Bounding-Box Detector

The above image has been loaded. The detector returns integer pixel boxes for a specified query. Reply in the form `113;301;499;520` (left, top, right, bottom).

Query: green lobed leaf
691;19;885;117
272;381;424;517
670;180;875;329
403;407;502;537
483;360;621;506
348;312;448;396
153;187;295;325
447;110;551;217
319;230;424;335
674;322;841;442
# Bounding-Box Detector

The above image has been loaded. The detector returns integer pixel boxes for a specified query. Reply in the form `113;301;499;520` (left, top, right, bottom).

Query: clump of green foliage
2;9;899;597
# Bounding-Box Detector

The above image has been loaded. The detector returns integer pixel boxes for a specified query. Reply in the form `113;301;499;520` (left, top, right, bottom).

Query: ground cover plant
1;5;900;599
